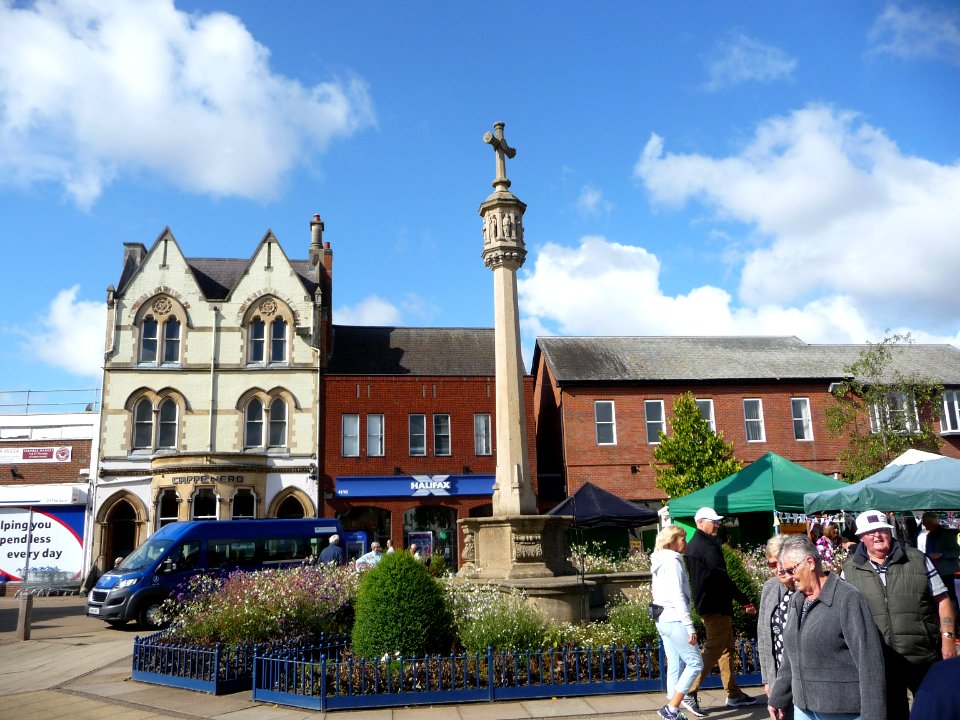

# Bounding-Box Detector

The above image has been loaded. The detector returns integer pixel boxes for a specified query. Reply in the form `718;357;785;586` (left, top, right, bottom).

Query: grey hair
370;541;381;549
778;534;822;572
765;534;788;559
329;534;340;545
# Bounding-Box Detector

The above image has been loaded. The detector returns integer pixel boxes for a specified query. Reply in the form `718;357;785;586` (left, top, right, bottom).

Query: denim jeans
794;707;860;720
656;620;704;697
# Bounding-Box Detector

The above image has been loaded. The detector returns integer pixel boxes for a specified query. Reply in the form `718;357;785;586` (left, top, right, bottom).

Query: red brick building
532;336;960;508
319;325;538;567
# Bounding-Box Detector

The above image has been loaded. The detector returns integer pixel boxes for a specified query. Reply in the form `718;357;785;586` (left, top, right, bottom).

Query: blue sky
1;1;958;401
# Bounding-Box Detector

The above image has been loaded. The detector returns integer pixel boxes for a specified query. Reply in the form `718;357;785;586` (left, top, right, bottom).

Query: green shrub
605;587;659;647
351;550;453;659
723;544;760;638
427;552;447;577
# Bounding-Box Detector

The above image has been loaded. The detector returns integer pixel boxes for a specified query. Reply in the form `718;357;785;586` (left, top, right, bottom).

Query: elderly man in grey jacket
768;535;885;720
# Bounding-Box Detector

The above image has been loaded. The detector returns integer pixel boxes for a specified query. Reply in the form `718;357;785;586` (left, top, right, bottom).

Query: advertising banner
0;506;84;582
0;446;72;464
335;474;494;498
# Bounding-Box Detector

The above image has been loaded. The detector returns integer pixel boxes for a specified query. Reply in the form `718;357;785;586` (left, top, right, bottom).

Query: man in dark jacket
682;507;756;716
843;509;956;720
319;534;345;565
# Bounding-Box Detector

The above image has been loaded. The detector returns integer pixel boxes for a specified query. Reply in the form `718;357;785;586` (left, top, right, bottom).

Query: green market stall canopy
804;450;960;513
669;452;847;517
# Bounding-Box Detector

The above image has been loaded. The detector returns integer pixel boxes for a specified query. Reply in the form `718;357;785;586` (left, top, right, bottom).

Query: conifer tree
653;392;742;498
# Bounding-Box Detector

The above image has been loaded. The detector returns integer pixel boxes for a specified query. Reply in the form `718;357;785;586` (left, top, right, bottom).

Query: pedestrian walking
651;524;703;720
842;509;956;719
682;507;757;716
768;534;885;720
757;534;796;713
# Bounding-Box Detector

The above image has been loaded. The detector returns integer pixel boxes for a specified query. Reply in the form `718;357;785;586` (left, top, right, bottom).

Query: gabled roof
327;326;495;376
115;230;319;300
535;336;960;385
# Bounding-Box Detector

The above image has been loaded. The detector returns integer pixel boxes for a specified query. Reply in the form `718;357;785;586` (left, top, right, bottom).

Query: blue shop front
332;474;495;567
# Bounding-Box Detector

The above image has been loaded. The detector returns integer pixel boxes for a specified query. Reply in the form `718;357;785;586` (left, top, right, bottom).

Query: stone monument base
458;514;574;580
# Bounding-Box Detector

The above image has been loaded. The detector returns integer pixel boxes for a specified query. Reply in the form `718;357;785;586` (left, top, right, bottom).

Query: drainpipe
209;305;219;452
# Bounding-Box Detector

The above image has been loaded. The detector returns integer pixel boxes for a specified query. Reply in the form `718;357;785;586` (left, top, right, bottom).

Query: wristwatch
943;631;956;638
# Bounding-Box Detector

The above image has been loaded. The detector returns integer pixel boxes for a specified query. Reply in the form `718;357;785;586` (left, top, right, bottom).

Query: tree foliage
826;332;943;482
652;392;742;498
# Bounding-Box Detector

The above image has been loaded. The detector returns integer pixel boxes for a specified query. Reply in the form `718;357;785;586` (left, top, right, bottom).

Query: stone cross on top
483;121;515;191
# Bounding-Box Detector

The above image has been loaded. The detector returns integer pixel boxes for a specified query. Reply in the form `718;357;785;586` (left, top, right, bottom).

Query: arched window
192;488;218;521
245;399;264;448
133;398;153;449
129;393;183;452
245;298;291;366
157;398;178;448
243;396;289;450
232;488;257;519
270;319;287;363
163;318;181;363
140;318;158;363
137;295;185;366
249;320;265;363
269;398;287;447
156;489;180;528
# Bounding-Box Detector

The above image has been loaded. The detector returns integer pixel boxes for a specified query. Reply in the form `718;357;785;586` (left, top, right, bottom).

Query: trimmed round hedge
351;550;453;659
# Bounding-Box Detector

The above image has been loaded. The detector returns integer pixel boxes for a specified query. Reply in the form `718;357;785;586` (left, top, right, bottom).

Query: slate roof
535;336;960;385
327;326;495;376
117;254;319;300
184;258;318;300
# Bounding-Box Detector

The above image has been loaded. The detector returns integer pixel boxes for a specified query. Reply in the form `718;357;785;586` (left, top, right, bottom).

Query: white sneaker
681;694;707;718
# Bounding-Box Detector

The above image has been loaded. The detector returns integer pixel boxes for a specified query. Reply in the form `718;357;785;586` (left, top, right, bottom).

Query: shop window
191;488;218;521
156;489;180;528
232;488;257;519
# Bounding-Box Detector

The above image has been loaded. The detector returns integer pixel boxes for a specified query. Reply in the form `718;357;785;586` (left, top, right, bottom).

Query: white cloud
518;237;882;343
15;286;105;378
335;295;403;326
869;4;960;66
634;104;960;331
704;30;797;91
518;235;960;356
0;0;375;208
575;184;614;217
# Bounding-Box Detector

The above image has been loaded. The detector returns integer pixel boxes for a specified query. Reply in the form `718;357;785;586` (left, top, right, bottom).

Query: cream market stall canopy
804;450;960;513
669;452;848;517
548;482;659;528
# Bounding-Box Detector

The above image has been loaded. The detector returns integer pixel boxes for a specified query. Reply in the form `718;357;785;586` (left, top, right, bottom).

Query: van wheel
138;600;167;630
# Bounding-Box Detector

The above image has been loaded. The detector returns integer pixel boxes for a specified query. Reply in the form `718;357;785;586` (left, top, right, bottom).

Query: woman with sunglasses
757;534;796;712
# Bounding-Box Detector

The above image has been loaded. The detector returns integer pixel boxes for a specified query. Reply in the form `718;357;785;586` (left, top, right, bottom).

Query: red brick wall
318;373;539;567
0;439;91;486
546;380;960;503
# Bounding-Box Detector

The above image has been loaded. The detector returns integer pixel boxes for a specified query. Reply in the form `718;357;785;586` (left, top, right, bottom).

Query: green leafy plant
351;550;453;659
826;332;943;481
427;552;448;577
443;577;547;652
723;544;760;638
653;392;742;498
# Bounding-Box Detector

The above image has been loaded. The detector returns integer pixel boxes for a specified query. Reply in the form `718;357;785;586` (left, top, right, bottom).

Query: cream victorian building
91;216;331;573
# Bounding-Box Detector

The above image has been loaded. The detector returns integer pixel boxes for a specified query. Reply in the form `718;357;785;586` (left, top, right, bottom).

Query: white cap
695;507;724;522
855;510;894;535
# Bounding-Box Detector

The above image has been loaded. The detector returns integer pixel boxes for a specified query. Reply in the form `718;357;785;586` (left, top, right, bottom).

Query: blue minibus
86;517;343;628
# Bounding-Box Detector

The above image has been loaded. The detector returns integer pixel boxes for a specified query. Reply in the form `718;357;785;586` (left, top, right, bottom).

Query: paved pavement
0;596;771;720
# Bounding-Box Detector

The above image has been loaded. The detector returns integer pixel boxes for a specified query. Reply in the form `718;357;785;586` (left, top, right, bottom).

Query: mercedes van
86;518;343;629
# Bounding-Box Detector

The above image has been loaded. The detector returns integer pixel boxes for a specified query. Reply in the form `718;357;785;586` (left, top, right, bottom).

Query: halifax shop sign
335;474;495;498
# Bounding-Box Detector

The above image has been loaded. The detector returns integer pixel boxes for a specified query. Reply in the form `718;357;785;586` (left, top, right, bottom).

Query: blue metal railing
252;640;761;711
131;630;349;695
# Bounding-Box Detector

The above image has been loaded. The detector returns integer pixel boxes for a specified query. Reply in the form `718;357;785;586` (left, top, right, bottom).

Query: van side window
263;536;312;565
173;540;201;572
209;539;257;568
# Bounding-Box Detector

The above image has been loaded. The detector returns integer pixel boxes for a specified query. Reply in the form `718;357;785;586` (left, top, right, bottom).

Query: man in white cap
842;509;956;720
681;507;757;716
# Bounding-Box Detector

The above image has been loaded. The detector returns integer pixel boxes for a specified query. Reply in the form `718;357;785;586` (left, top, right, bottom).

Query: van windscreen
119;539;174;571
